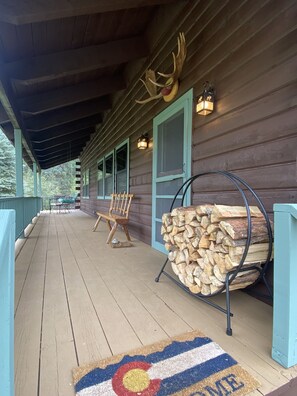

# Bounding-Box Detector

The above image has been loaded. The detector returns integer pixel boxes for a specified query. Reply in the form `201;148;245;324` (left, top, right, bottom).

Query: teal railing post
33;162;38;196
272;203;297;368
0;210;15;396
33;162;38;216
38;167;42;197
14;129;23;198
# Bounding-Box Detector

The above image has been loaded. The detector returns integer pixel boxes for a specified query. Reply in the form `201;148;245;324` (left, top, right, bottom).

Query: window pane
83;170;89;197
155;198;182;219
105;154;113;196
97;161;104;196
116;144;128;193
157;110;184;178
155;221;164;244
156;178;184;195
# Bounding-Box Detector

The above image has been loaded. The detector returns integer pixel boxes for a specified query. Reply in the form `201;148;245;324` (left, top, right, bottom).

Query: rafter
38;146;83;162
36;141;87;158
33;129;92;151
0;0;175;25
25;98;109;131
29;115;101;143
40;153;81;169
18;76;126;115
6;36;148;84
0;103;10;125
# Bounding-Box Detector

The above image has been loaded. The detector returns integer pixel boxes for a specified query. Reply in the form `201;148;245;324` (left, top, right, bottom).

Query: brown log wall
80;0;297;246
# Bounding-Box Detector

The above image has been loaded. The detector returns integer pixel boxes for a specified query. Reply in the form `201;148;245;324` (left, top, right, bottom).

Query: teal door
152;90;193;253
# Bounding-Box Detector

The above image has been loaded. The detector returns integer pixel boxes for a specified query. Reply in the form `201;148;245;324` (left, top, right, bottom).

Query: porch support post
14;128;23;197
38;168;42;196
38;167;42;212
272;203;297;368
33;162;38;196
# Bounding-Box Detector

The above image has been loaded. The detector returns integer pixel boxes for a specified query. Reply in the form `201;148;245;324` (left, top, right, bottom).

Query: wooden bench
92;193;134;244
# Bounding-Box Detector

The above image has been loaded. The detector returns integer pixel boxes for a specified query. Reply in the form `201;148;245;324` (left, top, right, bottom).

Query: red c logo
112;361;161;396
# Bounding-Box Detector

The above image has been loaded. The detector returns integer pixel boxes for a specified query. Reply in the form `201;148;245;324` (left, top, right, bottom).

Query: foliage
0;129;77;198
0;132;16;196
41;161;76;197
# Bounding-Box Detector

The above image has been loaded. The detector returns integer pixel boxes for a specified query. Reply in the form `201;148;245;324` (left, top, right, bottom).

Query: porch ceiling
0;0;177;169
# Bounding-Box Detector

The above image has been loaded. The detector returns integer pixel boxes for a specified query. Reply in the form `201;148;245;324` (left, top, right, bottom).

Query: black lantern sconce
196;82;215;115
137;133;149;150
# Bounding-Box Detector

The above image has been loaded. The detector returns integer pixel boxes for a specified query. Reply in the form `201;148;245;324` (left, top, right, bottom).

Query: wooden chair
93;193;134;244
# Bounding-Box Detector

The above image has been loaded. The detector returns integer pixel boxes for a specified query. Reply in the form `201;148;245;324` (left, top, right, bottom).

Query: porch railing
0;197;42;240
0;210;15;396
272;203;297;368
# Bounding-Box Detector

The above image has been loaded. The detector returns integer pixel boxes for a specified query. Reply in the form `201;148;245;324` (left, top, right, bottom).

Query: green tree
0;128;77;199
0;131;16;196
41;160;76;197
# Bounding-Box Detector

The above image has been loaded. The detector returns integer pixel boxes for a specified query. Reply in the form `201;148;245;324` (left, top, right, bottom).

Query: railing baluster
0;210;15;396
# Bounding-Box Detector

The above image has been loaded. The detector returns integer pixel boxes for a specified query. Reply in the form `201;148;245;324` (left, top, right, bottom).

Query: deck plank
55;215;112;366
14;211;297;396
39;217;77;396
14;215;48;396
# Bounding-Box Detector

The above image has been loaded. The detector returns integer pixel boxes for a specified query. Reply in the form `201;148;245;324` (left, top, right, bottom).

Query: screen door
152;90;193;253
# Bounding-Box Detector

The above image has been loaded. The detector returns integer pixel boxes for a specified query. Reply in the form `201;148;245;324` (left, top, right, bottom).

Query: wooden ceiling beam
6;36;148;84
0;0;175;25
18;75;126;115
0;62;38;165
25;98;109;131
29;115;101;142
37;145;83;160
40;153;81;169
33;129;92;150
0;103;10;125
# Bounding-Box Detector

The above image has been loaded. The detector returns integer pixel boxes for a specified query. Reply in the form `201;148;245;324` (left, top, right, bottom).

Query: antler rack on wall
135;32;187;105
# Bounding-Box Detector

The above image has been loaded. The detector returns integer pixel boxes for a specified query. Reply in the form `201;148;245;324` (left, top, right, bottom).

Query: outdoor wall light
137;133;149;150
196;82;215;115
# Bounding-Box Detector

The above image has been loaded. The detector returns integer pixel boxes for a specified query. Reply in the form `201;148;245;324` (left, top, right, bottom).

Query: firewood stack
161;204;273;296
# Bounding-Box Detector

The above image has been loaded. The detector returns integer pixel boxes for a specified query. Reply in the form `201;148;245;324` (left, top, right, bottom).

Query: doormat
73;331;260;396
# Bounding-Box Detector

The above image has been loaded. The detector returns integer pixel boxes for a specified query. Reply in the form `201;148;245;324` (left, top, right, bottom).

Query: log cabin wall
80;0;297;246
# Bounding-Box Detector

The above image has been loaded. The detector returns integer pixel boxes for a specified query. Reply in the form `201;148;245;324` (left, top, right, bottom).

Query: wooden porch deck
15;211;297;396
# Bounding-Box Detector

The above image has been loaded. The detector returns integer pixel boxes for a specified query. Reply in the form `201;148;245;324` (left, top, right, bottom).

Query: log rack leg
225;274;232;336
92;215;102;231
155;258;169;282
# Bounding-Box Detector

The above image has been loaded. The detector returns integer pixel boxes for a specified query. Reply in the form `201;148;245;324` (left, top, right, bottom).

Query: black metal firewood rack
155;171;273;335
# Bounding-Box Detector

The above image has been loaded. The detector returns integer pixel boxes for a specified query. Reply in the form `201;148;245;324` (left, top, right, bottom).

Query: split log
211;204;263;223
220;217;273;240
162;203;273;296
196;204;213;216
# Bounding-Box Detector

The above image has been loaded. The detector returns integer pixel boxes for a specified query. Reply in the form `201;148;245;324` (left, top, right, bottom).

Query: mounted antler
136;33;187;104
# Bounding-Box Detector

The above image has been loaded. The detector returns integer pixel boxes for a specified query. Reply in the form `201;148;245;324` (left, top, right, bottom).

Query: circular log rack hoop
155;171;273;335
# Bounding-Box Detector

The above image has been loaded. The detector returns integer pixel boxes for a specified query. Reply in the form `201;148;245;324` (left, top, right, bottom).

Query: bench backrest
109;193;134;219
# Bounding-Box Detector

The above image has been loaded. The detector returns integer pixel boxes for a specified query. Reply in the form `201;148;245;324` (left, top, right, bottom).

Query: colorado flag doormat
73;331;260;396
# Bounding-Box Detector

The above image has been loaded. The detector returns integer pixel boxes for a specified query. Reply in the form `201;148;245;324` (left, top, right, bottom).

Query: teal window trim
96;138;130;200
152;89;193;254
82;168;90;198
97;157;105;199
115;138;129;194
104;150;114;199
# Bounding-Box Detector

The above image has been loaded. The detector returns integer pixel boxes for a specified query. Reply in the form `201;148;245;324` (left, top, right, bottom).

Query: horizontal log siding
81;0;297;245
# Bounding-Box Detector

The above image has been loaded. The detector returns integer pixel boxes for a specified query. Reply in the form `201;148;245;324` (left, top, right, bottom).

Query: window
115;141;128;193
97;160;104;198
97;139;129;199
104;151;114;196
82;169;90;198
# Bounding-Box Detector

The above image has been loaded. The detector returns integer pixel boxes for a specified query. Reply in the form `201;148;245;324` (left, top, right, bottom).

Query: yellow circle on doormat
123;368;150;392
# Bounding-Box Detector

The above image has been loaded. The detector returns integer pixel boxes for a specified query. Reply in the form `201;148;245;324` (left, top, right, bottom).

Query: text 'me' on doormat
73;331;260;396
